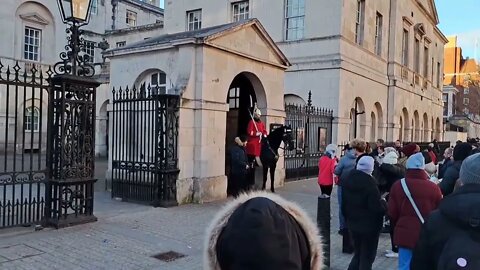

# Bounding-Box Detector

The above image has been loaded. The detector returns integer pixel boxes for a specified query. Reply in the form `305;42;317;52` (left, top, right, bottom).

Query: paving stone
0;179;397;269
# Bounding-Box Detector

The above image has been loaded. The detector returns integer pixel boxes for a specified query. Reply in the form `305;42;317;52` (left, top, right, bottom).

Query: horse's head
266;125;295;151
282;125;295;151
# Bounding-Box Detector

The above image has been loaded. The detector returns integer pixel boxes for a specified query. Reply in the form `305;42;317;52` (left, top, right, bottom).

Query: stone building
0;0;164;157
105;19;290;203
164;0;448;143
443;36;480;137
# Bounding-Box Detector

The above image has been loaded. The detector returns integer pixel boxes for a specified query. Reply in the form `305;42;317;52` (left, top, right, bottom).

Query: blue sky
160;0;164;8
436;0;480;60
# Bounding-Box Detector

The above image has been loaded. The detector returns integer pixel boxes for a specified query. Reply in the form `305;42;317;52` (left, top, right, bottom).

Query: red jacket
318;155;336;186
246;120;267;157
388;169;443;249
428;151;437;165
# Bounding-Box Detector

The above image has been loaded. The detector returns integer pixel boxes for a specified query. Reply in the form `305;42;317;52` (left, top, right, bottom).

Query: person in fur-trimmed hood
204;192;323;270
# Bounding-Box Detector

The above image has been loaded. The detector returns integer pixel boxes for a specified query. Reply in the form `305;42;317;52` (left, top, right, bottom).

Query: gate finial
307;91;312;107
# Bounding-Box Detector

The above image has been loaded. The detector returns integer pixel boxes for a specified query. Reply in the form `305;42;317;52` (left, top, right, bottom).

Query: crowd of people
209;134;479;270
318;138;480;270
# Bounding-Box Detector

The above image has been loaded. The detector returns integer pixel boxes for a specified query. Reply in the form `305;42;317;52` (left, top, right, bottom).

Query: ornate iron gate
0;61;50;228
111;84;180;207
284;92;334;181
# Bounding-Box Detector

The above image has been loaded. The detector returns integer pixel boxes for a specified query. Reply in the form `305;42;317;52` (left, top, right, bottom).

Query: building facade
164;0;447;143
443;36;480;137
0;0;164;157
105;20;290;203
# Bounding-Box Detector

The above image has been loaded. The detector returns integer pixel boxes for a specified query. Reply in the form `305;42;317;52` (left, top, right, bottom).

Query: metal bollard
317;195;331;269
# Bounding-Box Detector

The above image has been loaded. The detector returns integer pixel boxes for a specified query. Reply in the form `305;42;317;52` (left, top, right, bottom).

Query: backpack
437;226;480;270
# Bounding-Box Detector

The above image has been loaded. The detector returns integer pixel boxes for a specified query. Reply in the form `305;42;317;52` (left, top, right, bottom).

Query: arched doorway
423;113;429;142
370;112;376;142
414;111;420;141
350;97;366;140
402;108;410;142
225;72;265;176
374;102;384;140
399;116;404;141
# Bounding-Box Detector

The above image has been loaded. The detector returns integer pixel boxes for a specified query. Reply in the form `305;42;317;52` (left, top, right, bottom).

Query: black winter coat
438;158;453;180
230;145;248;176
376;163;405;193
411;184;480;270
342;170;386;234
439;161;462;196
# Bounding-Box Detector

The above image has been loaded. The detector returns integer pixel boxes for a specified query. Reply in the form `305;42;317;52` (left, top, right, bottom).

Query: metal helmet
253;107;261;118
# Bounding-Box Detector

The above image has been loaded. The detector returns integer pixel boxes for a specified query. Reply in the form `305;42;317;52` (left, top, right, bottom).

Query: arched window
151;71;167;94
25;106;40;132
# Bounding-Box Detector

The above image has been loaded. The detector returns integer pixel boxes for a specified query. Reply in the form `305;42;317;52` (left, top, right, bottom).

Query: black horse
260;125;295;192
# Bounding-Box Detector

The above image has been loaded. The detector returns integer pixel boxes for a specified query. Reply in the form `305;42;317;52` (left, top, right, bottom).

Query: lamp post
353;98;365;138
44;0;99;228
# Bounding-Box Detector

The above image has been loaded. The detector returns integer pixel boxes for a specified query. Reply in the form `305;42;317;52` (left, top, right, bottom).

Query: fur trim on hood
234;137;245;146
204;191;323;270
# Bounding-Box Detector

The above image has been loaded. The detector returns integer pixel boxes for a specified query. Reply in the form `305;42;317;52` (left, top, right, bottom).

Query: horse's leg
270;164;277;193
262;164;268;190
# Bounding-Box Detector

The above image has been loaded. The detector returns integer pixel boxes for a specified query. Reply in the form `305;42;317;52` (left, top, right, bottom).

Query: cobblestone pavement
0;179;397;270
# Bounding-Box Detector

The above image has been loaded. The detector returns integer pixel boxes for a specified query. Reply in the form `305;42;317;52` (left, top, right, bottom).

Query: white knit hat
382;151;398;165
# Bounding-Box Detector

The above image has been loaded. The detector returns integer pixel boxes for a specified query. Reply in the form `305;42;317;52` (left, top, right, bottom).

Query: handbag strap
400;178;425;224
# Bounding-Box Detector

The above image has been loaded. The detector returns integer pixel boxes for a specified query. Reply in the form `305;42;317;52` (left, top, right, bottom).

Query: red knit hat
402;143;420;157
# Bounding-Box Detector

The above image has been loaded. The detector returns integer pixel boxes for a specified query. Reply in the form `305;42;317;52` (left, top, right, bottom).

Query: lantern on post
57;0;94;23
54;0;95;77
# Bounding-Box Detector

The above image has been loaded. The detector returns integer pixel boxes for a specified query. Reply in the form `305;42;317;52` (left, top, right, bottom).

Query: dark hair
238;135;247;143
422;151;432;164
377;139;385;144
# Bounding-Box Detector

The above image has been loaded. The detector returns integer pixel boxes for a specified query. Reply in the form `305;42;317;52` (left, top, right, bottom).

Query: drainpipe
386;0;395;141
111;0;118;30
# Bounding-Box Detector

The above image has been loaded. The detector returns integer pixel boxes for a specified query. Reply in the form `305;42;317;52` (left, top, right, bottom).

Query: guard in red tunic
245;106;267;190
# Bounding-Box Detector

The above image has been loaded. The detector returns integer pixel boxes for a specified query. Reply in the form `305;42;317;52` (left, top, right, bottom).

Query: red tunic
245;120;267;156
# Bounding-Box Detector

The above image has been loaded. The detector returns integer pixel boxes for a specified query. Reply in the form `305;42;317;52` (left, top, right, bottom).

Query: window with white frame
375;12;383;56
228;87;240;109
126;10;137;27
24;106;40;132
83;41;95;63
464;97;469;105
232;1;249;22
187;9;202;31
402;29;409;66
464;87;470;95
151;72;167;94
24;27;41;61
91;0;98;15
355;0;365;45
285;0;305;41
116;41;126;48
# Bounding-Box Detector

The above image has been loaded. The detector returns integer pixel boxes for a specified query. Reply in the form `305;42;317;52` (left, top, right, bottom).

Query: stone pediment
19;13;50;25
416;0;439;24
107;19;290;68
204;20;290;68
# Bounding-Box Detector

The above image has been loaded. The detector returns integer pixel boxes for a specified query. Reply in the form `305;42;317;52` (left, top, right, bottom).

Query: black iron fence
284;93;334;181
111;84;180;207
0;60;50;228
